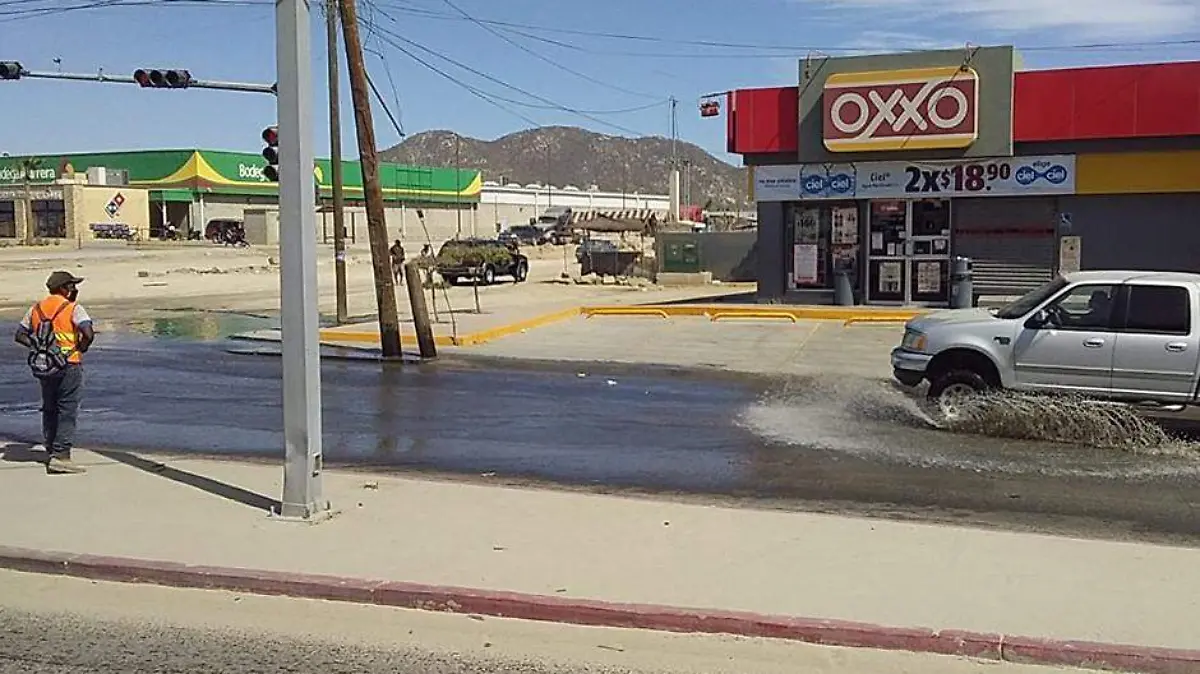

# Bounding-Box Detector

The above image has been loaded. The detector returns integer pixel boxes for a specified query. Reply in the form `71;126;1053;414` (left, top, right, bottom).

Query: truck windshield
994;277;1068;319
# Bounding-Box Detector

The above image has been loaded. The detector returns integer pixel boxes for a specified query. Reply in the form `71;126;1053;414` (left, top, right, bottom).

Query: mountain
379;126;748;207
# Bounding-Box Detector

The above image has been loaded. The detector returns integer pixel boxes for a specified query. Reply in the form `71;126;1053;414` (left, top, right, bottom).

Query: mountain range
379;126;748;207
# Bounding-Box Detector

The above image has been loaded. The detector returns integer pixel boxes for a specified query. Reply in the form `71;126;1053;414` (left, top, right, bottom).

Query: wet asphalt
0;321;1197;545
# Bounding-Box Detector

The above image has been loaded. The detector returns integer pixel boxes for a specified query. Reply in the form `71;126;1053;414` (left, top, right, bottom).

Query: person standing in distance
14;271;95;474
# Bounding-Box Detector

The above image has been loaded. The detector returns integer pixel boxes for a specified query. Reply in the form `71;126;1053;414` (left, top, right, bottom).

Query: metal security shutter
953;197;1057;297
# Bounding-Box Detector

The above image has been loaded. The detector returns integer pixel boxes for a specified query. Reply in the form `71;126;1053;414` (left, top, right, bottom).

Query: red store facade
725;47;1200;305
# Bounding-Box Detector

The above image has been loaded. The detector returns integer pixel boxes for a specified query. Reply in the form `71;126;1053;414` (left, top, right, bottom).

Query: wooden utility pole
338;0;402;357
326;0;348;324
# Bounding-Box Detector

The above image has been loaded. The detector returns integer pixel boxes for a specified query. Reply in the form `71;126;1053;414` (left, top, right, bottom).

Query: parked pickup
891;271;1200;413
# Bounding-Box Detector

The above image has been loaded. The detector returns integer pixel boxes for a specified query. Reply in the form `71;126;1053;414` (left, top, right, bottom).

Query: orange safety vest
30;295;82;364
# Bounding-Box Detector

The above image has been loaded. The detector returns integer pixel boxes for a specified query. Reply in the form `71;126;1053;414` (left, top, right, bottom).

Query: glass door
865;199;952;305
865;200;907;303
908;199;952;305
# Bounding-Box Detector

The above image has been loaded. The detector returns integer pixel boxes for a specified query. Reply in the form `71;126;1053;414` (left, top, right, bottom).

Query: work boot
46;456;86;474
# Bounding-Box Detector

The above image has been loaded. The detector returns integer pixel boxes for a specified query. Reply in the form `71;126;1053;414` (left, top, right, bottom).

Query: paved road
0;325;1198;544
0;571;1083;674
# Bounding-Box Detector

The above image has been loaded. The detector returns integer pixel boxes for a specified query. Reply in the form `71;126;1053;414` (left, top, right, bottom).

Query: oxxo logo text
823;66;980;153
238;163;269;181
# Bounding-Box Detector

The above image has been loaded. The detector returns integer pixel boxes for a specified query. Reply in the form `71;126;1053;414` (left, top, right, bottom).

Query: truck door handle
1166;342;1188;352
1083;338;1105;348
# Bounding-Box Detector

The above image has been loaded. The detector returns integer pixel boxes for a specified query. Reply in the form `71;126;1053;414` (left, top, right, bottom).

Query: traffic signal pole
15;68;276;94
325;0;349;325
275;0;329;520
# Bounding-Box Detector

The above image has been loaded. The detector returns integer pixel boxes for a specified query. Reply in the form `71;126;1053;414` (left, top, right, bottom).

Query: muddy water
738;375;1200;480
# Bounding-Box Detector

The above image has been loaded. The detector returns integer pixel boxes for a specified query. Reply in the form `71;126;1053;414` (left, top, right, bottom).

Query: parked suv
435;238;529;286
892;270;1200;414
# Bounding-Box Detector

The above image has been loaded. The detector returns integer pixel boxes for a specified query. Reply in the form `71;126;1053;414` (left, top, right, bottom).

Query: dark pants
40;365;83;459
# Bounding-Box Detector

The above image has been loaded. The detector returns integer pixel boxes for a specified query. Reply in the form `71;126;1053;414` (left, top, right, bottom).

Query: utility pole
276;0;327;519
326;0;348;324
338;0;403;358
667;97;680;222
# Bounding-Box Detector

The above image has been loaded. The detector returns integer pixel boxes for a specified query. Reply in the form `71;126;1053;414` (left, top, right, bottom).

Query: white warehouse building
478;181;670;230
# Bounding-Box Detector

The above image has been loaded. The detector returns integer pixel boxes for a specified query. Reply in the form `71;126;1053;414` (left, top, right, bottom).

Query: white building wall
478;183;669;229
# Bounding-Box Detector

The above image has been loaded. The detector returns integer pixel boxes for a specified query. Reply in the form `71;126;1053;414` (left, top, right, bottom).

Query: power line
376;3;1200;57
436;0;659;99
366;17;654;136
367;27;545;128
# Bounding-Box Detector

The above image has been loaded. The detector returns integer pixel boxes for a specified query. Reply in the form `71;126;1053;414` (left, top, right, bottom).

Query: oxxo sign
822;66;980;153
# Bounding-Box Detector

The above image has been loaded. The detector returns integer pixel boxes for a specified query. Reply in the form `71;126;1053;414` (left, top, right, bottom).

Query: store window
788;203;860;290
32;199;66;238
0;201;15;238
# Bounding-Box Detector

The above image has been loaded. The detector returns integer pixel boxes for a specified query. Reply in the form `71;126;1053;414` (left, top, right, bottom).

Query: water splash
736;374;1200;478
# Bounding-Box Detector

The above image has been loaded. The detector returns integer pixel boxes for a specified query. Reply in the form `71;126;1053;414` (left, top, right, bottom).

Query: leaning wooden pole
338;0;402;357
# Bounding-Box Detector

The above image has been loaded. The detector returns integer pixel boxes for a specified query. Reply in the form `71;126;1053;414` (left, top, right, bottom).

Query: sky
1;0;1198;165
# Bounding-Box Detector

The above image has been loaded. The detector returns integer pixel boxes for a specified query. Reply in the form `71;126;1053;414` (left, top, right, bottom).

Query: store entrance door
865;199;952;305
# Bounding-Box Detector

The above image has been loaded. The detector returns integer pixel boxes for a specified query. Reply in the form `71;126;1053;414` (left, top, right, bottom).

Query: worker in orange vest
14;271;95;474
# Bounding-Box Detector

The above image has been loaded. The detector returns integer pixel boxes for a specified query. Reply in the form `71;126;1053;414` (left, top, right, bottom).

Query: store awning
149;189;194;203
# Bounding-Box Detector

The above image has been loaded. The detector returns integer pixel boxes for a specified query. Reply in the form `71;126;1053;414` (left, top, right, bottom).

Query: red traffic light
133;68;192;89
262;125;278;146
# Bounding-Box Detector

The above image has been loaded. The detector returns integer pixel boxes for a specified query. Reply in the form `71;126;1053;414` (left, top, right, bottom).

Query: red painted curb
1;544;1196;674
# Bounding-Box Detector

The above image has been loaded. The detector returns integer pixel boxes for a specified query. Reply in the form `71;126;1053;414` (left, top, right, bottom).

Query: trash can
950;256;973;309
833;268;854;306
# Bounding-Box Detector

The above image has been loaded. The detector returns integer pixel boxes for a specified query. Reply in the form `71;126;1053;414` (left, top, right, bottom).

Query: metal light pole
276;0;328;519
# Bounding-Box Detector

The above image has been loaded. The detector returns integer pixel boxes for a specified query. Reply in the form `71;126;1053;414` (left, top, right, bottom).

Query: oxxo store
730;47;1200;306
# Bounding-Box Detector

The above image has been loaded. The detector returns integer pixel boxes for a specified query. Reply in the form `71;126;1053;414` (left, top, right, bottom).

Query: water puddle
101;311;277;342
737;374;1200;479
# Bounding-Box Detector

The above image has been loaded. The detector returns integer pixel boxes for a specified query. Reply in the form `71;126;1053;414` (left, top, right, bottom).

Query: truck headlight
901;330;927;352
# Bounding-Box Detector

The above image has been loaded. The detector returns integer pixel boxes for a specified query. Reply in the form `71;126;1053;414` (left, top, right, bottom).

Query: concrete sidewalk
0;447;1197;672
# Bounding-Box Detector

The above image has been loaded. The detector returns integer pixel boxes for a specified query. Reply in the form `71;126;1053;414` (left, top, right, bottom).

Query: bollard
833;268;855;306
950;256;973;309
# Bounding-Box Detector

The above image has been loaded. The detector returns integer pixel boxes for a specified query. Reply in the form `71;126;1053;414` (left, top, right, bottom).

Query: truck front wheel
927;369;989;422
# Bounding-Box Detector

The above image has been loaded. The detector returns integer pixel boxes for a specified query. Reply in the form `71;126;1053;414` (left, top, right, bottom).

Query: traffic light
262;125;279;182
133;68;192;89
0;61;23;80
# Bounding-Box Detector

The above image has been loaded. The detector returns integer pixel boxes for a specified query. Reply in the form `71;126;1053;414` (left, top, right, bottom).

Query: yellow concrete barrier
709;311;798;323
582;307;671;319
580;304;926;323
842;316;916;326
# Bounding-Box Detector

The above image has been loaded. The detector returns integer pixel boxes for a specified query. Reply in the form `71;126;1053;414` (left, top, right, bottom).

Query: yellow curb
316;306;582;349
451;307;582;347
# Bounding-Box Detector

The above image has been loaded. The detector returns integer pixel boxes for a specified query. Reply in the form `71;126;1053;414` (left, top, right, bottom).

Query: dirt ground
0;241;739;328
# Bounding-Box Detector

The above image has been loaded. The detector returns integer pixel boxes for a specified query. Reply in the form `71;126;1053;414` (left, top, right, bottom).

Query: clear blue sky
2;0;1198;165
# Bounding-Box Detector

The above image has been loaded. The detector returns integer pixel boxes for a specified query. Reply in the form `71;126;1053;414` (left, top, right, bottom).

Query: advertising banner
754;155;1075;201
855;154;1075;198
753;165;801;202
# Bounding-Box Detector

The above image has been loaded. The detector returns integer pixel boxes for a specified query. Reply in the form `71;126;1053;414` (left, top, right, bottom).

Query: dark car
499;225;549;247
435;238;529;286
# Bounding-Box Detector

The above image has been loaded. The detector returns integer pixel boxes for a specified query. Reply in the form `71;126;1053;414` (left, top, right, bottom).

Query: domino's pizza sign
105;192;125;218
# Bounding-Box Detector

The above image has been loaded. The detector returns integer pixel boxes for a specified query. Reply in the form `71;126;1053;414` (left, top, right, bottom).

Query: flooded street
0;318;1198;544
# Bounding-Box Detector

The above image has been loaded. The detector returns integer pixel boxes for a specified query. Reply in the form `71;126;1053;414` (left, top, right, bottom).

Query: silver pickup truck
891;271;1200;413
